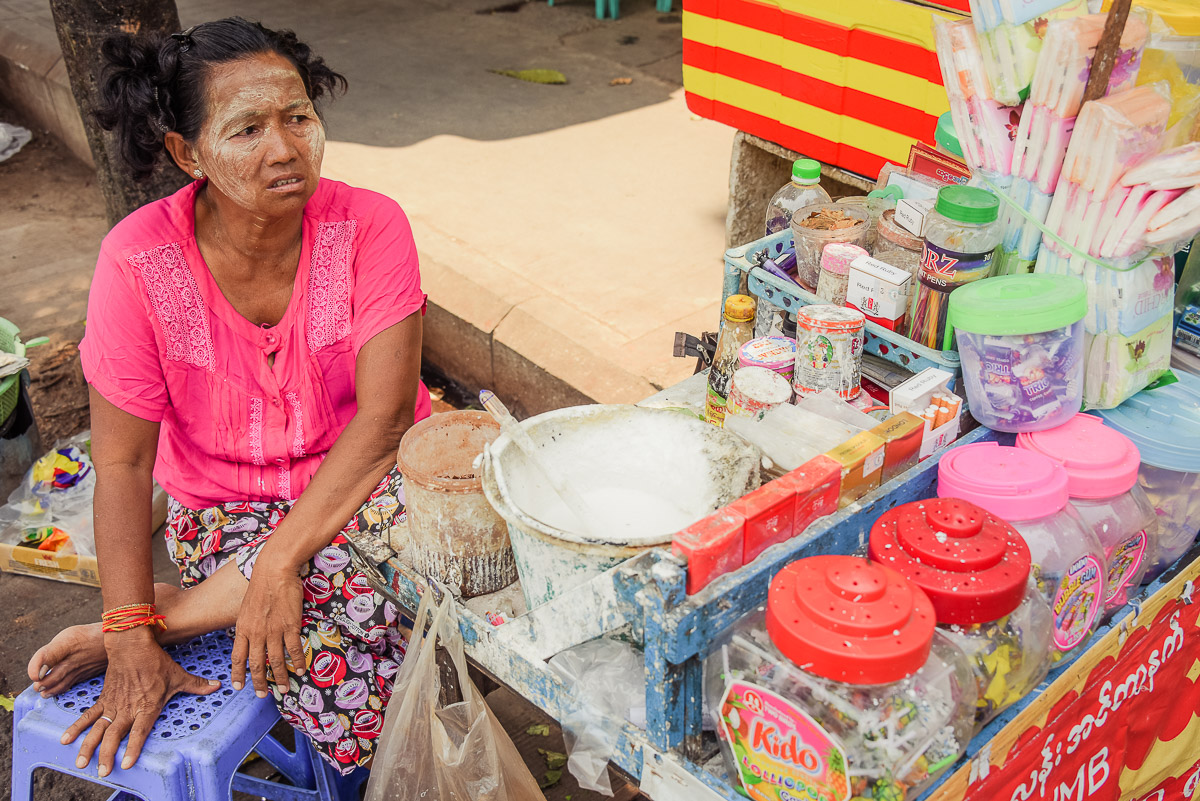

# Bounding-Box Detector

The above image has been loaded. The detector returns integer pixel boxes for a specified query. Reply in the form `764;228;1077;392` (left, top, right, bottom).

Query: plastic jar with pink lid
938;442;1105;662
703;555;975;801
1016;414;1159;610
870;498;1053;733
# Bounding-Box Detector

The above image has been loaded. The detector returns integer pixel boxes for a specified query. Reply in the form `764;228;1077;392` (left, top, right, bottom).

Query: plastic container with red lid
938;442;1106;662
869;498;1053;732
703;555;976;801
1016;414;1160;610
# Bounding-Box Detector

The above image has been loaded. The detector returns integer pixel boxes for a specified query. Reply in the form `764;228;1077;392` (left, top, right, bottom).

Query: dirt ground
0;116;630;800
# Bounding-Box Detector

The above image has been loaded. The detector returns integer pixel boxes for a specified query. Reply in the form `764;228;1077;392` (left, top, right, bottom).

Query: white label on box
895;199;934;237
890;367;954;415
847;256;910;322
864;447;885;477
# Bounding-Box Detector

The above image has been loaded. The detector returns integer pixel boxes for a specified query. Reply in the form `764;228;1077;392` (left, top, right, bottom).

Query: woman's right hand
60;628;221;777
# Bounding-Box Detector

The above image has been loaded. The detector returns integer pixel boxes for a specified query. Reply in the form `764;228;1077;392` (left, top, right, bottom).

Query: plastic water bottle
765;158;831;234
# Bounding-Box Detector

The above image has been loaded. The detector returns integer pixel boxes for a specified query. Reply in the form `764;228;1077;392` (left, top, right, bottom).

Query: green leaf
0;694;13;712
538;748;568;770
489;69;567;85
526;723;550;736
539;769;563;789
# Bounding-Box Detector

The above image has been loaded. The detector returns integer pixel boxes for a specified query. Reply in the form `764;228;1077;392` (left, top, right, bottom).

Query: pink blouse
80;178;431;510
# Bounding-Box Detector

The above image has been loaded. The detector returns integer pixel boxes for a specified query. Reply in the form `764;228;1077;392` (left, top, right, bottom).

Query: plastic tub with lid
1017;414;1159;609
938;442;1106;662
946;274;1087;433
703;555;976;801
1091;370;1200;579
869;498;1053;733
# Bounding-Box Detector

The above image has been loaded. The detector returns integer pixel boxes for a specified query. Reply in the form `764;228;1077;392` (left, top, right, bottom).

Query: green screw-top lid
935;185;999;225
793;158;822;184
943;274;1087;349
935;112;963;159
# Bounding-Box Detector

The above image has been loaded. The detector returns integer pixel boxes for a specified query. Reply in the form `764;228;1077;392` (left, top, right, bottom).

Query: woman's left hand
231;554;307;696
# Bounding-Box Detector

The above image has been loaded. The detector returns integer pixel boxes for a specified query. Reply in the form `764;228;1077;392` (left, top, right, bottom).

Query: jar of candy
704;555;976;801
908;186;1002;350
789;203;872;291
816;242;868;307
874;209;924;299
1017;414;1160;609
947;274;1087;433
938;443;1106;662
1093;371;1200;581
869;498;1053;732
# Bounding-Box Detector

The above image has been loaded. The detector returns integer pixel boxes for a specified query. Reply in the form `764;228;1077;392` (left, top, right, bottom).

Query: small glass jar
874;210;924;305
909;186;1003;350
789;203;872;291
869;498;1053;733
704;556;976;801
1018;414;1160;609
939;443;1107;663
815;242;867;307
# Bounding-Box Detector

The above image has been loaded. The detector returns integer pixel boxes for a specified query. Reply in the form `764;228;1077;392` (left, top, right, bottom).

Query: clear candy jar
869;498;1053;733
1018;414;1159;609
704;556;976;801
947;275;1087;433
938;443;1106;663
1093;371;1200;580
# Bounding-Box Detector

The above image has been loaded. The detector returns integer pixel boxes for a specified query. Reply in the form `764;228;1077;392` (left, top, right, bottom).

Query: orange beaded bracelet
100;603;167;633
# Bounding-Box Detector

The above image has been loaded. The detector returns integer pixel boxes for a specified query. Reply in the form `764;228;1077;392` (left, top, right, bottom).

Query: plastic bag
364;586;546;801
0;432;95;558
548;638;646;796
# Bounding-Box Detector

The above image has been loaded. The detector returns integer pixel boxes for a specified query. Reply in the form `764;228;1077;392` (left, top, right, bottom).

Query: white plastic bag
548;638;646;795
364;586;547;801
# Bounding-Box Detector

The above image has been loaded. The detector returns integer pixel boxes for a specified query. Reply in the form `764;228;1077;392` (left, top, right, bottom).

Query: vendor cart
363;360;1200;800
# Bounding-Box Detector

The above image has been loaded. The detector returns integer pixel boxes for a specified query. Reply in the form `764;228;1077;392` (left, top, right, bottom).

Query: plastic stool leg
254;731;318;788
308;740;369;801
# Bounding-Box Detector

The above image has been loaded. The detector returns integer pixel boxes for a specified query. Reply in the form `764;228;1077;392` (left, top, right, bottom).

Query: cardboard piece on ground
0;484;167;587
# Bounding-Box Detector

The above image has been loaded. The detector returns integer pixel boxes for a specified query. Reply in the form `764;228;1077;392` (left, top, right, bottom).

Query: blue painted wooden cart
372;383;1197;800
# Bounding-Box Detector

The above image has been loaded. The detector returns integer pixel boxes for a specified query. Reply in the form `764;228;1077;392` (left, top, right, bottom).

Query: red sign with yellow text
930;557;1200;801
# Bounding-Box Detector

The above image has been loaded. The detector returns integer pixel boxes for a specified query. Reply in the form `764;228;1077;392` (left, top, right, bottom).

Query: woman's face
192;51;325;217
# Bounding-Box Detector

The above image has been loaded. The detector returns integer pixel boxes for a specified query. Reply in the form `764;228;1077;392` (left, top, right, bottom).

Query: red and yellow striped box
683;0;966;178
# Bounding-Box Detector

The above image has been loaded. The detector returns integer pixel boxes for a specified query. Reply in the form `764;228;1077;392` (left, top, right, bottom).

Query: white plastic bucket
481;404;760;608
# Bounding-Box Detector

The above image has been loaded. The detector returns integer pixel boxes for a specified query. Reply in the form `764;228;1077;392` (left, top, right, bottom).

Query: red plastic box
672;509;746;595
781;455;841;537
729;480;797;564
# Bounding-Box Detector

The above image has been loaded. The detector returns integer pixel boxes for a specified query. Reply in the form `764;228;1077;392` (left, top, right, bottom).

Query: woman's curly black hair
94;17;348;181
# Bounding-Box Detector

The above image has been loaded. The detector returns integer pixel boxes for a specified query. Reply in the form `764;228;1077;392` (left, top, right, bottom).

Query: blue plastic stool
11;632;368;801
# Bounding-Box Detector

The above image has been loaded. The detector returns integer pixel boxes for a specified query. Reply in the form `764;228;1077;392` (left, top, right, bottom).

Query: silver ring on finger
99;715;114;723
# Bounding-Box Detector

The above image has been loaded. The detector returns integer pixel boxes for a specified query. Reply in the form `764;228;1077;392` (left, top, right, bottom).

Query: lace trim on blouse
130;242;215;370
307;220;357;352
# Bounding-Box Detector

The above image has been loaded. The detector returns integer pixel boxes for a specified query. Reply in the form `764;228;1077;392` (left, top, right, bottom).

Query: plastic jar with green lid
908;186;1002;350
947;274;1086;433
